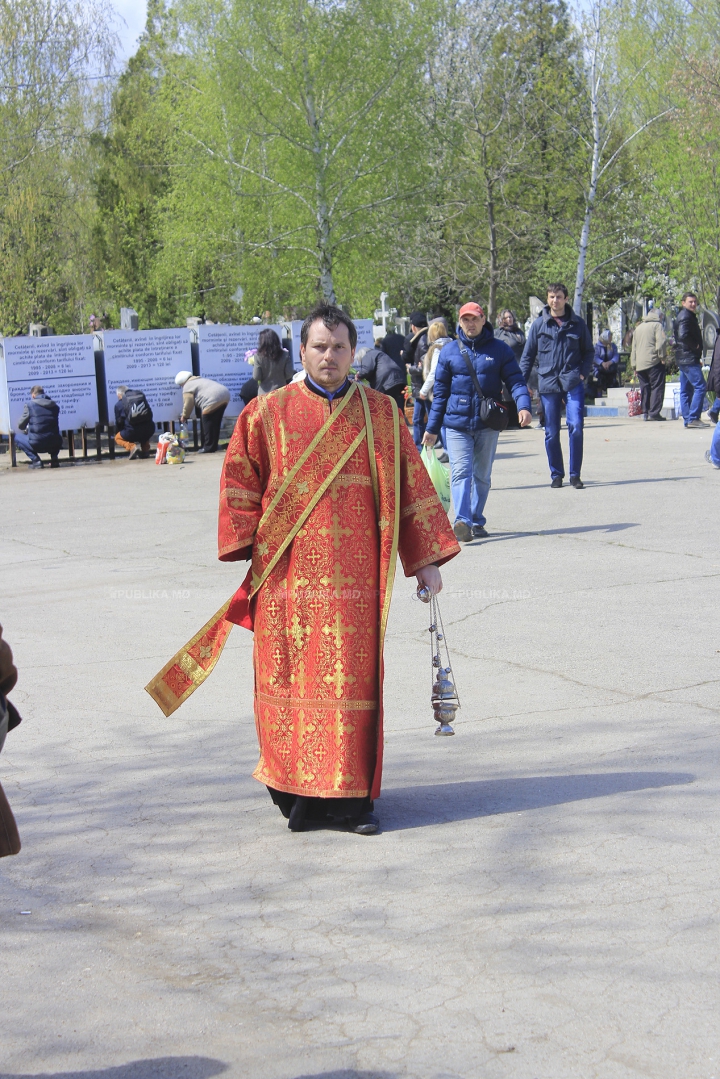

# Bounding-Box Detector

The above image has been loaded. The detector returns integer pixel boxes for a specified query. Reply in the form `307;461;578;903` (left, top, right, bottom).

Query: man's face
547;290;567;316
683;296;698;312
301;320;355;391
459;312;485;338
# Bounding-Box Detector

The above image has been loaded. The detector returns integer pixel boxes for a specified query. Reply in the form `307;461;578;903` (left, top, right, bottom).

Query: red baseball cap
458;302;484;318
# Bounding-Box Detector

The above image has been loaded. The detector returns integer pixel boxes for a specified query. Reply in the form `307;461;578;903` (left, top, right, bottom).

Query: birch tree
159;0;431;311
570;0;674;312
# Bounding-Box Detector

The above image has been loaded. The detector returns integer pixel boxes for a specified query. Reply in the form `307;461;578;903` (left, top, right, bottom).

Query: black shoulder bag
457;344;509;432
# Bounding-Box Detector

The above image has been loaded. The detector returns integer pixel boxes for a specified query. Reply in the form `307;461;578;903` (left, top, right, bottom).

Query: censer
416;586;460;736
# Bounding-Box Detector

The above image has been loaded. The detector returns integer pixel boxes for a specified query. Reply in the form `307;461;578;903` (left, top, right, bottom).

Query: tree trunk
484;143;498;322
301;49;336;304
487;194;498;323
573;29;601;315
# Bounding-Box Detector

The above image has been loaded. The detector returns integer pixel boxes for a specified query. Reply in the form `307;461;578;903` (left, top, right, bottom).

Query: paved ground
1;416;719;1079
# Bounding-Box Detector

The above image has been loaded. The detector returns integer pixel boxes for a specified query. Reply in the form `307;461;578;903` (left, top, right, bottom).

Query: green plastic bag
421;445;451;515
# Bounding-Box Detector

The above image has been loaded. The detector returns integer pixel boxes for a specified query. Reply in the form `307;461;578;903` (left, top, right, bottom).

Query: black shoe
349;811;380;835
288;796;309;832
647;414;666;421
569;476;584;489
437;451;449;464
197;446;217;454
453;520;473;543
472;525;488;538
50;457;60;468
550;476;563;488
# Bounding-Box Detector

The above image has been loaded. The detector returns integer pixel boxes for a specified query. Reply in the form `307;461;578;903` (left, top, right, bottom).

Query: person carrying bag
422;302;532;542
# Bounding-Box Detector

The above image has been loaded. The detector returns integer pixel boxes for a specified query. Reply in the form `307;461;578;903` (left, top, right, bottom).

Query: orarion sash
145;383;380;717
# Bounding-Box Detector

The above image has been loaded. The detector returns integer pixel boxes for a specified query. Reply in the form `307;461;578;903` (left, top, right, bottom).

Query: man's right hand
422;431;437;447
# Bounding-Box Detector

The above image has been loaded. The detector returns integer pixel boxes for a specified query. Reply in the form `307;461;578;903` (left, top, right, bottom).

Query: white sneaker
705;450;720;468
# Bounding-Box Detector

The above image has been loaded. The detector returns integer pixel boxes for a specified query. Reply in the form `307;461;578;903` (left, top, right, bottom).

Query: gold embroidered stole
146;382;395;718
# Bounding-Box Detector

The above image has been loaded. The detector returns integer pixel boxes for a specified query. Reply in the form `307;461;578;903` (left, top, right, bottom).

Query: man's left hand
518;409;532;427
416;564;442;596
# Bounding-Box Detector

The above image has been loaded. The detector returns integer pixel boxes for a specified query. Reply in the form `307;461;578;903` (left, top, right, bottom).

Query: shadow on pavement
585;476;698;487
0;1059;228;1079
476;522;639;543
382;772;695;829
499;476;697;491
291;1073;397;1079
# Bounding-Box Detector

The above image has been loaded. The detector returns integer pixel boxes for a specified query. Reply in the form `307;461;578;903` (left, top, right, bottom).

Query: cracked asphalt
0;416;718;1079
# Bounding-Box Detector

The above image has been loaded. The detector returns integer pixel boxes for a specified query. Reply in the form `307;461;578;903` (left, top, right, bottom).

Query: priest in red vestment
148;304;460;834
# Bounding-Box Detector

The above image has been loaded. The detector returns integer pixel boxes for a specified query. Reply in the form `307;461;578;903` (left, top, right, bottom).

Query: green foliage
5;0;720;333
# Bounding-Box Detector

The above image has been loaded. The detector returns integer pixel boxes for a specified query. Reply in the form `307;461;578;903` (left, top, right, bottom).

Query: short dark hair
681;291;698;302
547;283;569;297
301;304;357;349
30;385;44;395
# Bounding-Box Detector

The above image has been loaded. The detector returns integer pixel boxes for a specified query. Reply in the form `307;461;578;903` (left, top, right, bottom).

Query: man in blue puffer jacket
520;283;594;489
423;302;532;542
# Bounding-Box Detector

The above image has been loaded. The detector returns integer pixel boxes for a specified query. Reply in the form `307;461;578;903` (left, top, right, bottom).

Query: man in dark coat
521;283;594;489
354;343;407;410
403;312;431;446
674;293;709;427
706;332;720;424
423;302;531;541
15;386;63;469
114;386;155;459
593;330;620;395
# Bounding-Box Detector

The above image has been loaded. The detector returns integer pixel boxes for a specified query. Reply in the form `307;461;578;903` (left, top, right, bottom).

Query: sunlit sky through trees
109;0;147;59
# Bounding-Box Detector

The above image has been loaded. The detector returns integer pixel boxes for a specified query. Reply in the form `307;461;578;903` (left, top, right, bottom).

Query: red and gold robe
218;381;459;800
146;380;459;799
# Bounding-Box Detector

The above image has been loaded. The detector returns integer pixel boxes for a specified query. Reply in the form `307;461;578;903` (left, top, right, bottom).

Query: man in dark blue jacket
423;302;531;541
114;385;155;458
15;386;63;469
521;284;594;489
674;293;709;427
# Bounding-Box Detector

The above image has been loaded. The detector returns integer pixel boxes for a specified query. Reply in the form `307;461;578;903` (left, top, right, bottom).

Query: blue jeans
413;398;429;448
15;432;60;464
445;427;500;527
710;420;720;466
541;383;585;480
679;363;707;423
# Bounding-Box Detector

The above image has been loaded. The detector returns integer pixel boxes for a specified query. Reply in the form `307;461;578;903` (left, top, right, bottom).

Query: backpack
124;389;153;426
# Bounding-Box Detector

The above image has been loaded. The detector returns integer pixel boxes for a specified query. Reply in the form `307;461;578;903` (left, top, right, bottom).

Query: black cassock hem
266;786;372;823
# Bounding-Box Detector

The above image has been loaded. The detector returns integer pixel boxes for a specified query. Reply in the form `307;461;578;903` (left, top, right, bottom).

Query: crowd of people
12;287;720;529
4;296;719;842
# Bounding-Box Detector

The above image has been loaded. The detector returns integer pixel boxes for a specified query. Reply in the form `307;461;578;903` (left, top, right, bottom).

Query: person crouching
114;386;155;459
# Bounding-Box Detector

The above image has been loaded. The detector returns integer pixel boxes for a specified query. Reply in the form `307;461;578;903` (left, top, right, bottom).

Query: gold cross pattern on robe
323;659;356;699
320;563;356;597
318;513;353;551
322;612;357;649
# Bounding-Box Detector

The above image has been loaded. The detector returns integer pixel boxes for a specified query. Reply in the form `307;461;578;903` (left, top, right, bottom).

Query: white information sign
0;334;98;434
103;328;191;425
285;318;376;371
197;323;284;416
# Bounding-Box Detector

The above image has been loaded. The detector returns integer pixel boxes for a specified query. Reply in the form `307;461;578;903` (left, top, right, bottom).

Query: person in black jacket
15;386;63;469
674;293;709;427
114;386;155;458
403;312;431;446
353;342;407;410
706;331;720;424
